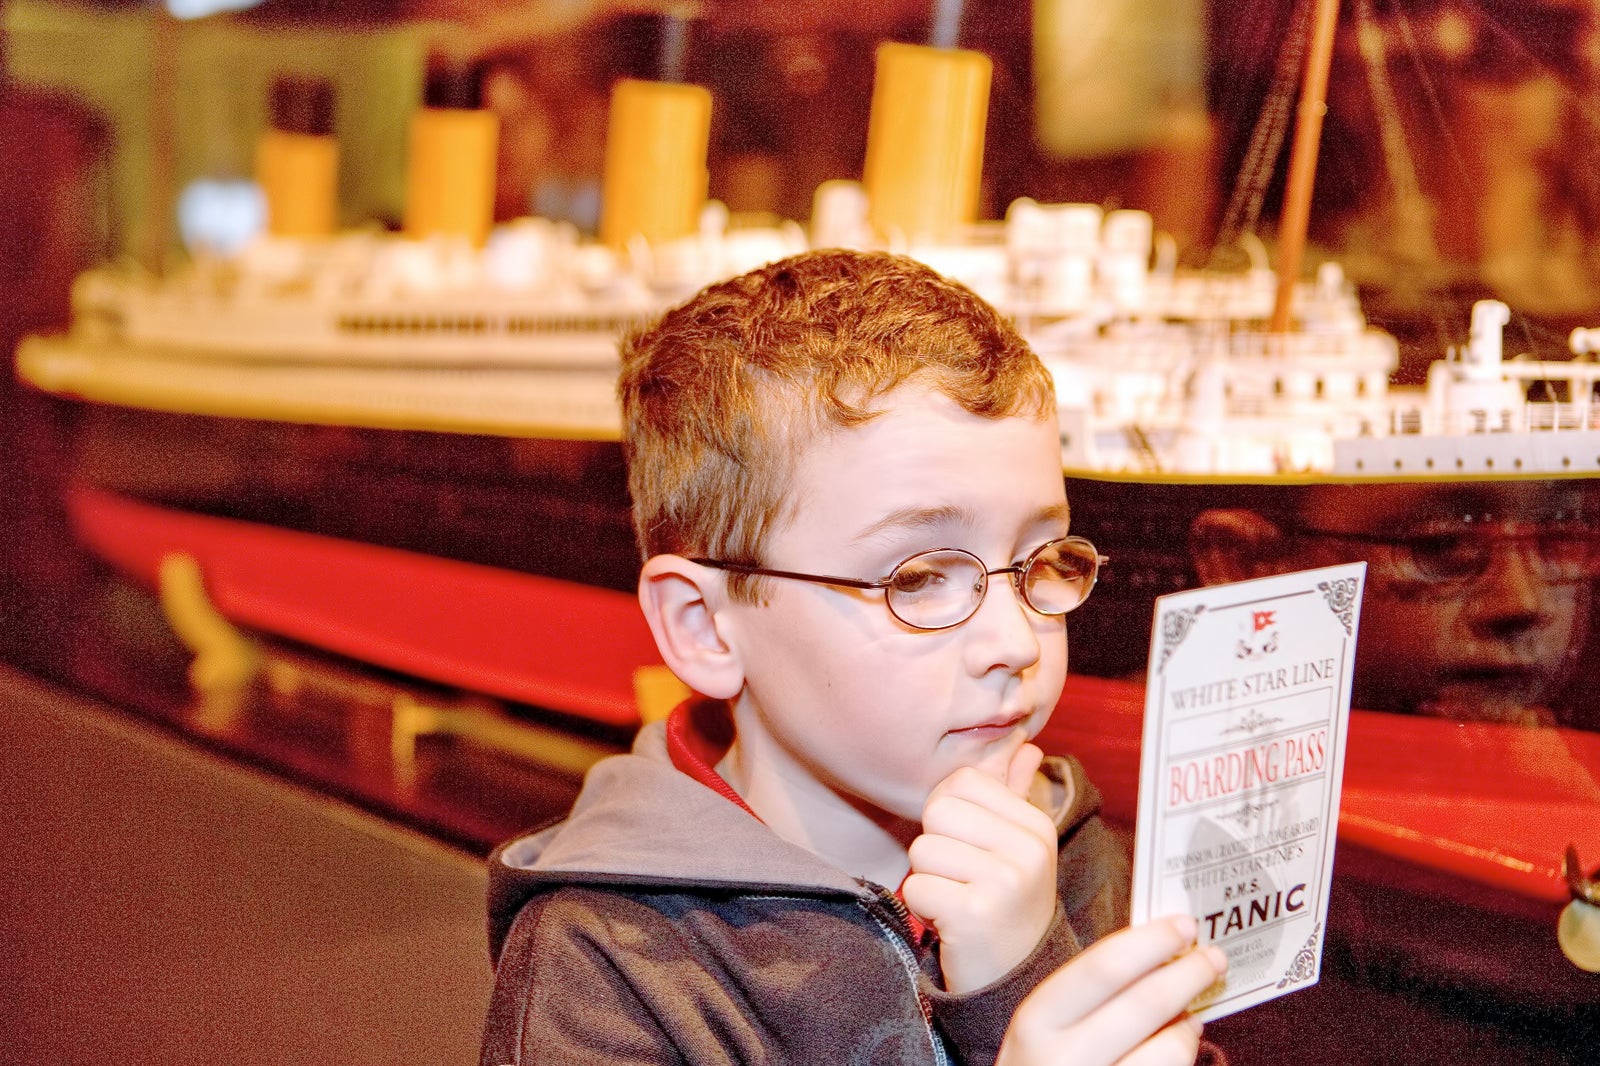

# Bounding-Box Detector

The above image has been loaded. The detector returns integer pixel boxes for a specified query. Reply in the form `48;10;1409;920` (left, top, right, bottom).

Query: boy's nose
964;572;1044;673
1468;541;1553;631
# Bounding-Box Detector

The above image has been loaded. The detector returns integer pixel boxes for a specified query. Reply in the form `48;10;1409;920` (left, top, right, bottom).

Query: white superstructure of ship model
1335;300;1600;477
1040;287;1600;480
19;0;1600;485
32;201;1599;485
26;176;1397;452
21;22;1418;462
66;205;814;371
49;190;1354;355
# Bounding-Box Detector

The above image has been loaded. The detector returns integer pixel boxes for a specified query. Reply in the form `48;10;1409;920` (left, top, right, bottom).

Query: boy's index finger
960;725;1030;786
1005;742;1045;797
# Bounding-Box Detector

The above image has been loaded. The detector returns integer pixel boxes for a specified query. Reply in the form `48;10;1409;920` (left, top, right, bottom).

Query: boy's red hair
619;249;1055;597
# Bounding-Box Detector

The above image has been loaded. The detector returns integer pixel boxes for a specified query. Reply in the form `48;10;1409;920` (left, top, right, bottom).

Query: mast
1269;0;1341;334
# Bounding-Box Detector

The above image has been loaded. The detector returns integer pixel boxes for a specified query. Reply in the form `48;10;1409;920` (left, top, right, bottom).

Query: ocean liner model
15;0;1600;1022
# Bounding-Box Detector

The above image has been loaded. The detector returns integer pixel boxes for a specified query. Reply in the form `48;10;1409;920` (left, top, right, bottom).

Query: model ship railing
1524;404;1600;433
1396;402;1600;438
333;312;655;337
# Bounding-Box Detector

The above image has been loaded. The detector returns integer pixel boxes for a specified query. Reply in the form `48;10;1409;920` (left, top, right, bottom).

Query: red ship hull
69;484;1600;910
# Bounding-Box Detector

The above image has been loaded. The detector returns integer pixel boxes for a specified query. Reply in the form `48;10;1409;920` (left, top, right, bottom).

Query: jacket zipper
861;882;951;1066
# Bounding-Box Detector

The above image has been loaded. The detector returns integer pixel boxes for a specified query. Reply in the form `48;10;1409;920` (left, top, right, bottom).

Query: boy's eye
890;561;951;594
1403;532;1484;581
885;550;989;629
1034;549;1076;577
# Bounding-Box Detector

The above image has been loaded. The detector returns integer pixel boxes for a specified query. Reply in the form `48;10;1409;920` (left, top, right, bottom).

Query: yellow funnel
403;106;499;245
599;78;712;250
863;43;991;243
255;130;338;238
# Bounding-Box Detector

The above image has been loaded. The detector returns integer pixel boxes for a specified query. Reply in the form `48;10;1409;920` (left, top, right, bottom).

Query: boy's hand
997;916;1227;1066
903;740;1058;992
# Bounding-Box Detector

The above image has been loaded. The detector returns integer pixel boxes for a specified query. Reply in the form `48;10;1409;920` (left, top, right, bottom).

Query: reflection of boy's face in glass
1292;483;1594;725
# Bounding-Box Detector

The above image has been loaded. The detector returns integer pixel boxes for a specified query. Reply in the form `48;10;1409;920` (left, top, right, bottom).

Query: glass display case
3;1;1597;1060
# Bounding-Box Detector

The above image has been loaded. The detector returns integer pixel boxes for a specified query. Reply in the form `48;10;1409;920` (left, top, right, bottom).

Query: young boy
481;249;1224;1065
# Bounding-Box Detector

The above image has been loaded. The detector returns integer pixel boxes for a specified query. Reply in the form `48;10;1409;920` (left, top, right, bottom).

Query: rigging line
1514;312;1539;362
1208;0;1285;119
1216;82;1291;247
1354;0;1437;259
1517;319;1582;354
1373;58;1465;354
1507;314;1594;371
1387;1;1474;181
1217;0;1315;253
1462;0;1600;138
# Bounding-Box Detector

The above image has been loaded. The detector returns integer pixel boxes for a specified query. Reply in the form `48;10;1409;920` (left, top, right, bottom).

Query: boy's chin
1417;691;1557;727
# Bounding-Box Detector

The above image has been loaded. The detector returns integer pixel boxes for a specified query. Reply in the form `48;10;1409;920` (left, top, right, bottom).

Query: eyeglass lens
1403;525;1600;585
885;539;1099;629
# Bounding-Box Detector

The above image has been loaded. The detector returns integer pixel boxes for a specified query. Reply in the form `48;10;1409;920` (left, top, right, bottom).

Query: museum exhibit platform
0;665;499;1066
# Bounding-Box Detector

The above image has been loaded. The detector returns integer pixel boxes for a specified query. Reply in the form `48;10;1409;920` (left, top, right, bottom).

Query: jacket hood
486;704;1105;961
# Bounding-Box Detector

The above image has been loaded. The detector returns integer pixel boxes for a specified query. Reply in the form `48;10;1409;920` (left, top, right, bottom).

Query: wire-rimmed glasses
1292;519;1600;587
691;536;1105;631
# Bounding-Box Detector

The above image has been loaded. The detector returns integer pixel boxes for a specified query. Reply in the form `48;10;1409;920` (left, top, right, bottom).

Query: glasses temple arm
688;559;887;591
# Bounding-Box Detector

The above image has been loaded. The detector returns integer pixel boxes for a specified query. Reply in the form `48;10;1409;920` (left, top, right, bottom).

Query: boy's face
722;384;1071;822
1295;482;1591;723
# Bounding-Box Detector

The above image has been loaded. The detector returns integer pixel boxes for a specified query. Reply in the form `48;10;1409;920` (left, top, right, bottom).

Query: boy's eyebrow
1035;501;1073;527
853;504;971;543
852;501;1072;544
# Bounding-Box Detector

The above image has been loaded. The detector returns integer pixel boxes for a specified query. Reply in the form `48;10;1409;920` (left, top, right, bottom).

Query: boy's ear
637;555;746;701
1188;508;1290;585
